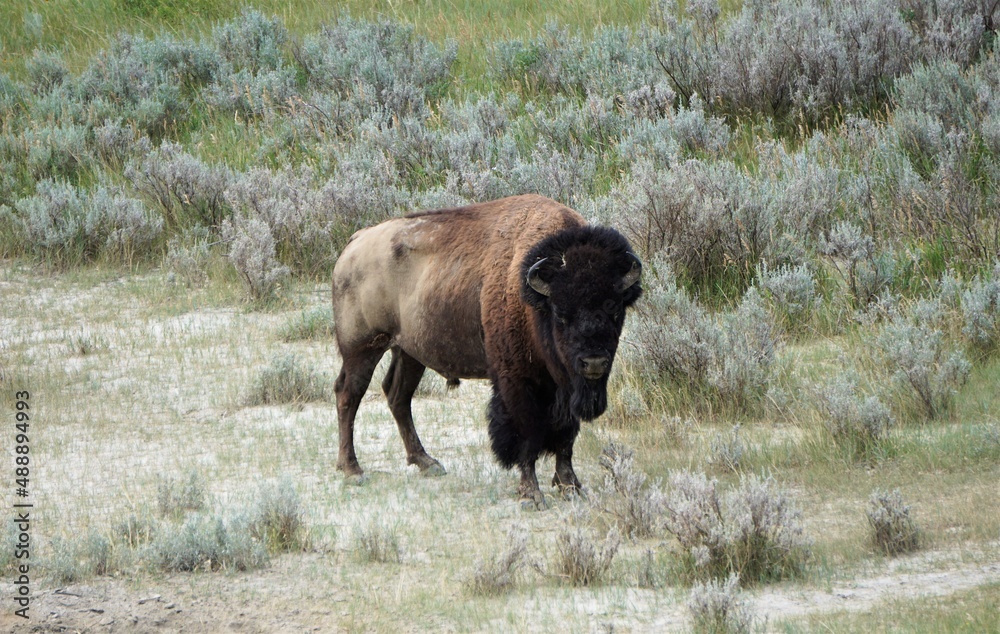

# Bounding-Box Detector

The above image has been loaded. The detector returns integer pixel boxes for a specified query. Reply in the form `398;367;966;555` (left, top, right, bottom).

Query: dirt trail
2;552;997;633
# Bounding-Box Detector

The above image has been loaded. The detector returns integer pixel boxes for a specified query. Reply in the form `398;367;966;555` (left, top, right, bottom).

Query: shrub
94;119;153;166
204;66;297;119
820;221;896;308
712;289;779;412
221;213;290;303
9;179;162;265
552;506;620;586
242;353;328;406
650;0;915;122
224;166;335;274
663;471;810;583
0;73;26;115
25;49;69;95
872;299;971;419
866;488;920;555
154;513;268;572
961;262;1000;355
23;121;91;180
688;574;756;634
709;425;746;474
164;226;213;287
468;525;531;596
45;532;129;582
296;16;456;118
352;522;402;564
612;159;779;294
213;8;288;74
757;262;821;334
816;373;895;461
76;33;193;135
249;479;307;553
627;264;779;414
492;23;658;97
125;140;232;229
114;512;158;548
594;443;666;539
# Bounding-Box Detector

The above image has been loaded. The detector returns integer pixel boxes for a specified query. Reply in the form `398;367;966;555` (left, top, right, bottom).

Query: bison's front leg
552;444;584;500
518;459;547;510
488;384;549;510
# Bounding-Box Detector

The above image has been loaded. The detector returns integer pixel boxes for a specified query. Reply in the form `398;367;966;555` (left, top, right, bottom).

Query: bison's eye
552;308;569;325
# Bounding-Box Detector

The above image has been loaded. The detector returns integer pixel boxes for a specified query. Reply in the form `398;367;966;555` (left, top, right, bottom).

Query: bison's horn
618;254;642;291
526;258;552;297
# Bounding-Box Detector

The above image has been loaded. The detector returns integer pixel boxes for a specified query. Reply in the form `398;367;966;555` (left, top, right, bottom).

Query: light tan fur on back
332;194;584;380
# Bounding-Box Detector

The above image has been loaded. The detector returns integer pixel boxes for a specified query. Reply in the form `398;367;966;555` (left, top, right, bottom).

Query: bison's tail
487;391;519;469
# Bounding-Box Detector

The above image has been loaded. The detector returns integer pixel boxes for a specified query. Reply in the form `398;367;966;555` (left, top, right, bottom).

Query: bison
331;194;642;508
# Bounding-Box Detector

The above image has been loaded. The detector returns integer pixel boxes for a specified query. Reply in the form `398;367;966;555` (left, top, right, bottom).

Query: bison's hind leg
334;346;386;483
383;346;446;476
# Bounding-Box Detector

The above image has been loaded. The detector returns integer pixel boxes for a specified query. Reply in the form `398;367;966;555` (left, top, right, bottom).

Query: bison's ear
617;253;642;292
526;257;552;297
619;253;643;308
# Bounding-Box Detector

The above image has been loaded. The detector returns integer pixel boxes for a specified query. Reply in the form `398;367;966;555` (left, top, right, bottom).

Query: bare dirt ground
1;552;997;633
2;265;999;633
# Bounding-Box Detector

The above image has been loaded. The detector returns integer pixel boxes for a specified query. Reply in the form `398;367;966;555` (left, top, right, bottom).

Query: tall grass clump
688;574;756;634
156;470;206;518
352;521;402;564
242;353;328;406
663;471;810;584
866;488;920;555
468;525;532;596
249;479;308;553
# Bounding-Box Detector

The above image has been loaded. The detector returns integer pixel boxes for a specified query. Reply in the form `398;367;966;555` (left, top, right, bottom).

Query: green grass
779;584;1000;633
1;0;652;83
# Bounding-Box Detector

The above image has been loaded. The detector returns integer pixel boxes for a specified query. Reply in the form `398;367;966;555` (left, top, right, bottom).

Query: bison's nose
580;356;610;380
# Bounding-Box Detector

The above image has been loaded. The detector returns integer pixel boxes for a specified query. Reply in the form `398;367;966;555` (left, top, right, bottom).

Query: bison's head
521;226;642;421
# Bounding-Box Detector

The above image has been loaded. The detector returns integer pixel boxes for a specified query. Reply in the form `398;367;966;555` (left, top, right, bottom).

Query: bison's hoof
519;493;549;511
558;485;586;501
411;454;447;477
420;461;447;477
344;473;367;486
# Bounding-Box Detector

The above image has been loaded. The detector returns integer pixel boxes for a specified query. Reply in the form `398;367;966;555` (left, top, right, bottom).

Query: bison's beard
570;374;608;421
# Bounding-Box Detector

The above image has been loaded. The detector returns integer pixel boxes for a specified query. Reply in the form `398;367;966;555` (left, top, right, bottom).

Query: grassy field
1;263;998;632
2;0;1000;632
